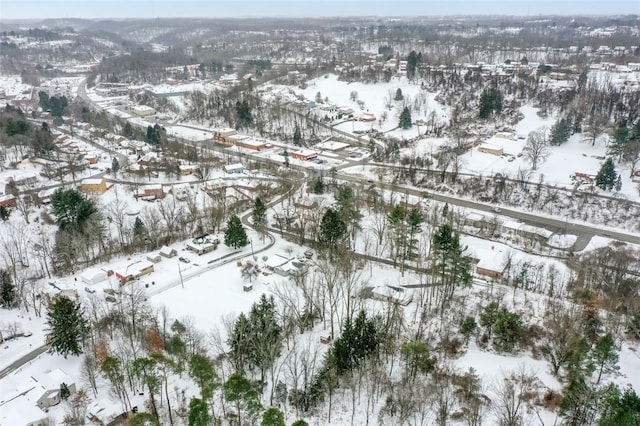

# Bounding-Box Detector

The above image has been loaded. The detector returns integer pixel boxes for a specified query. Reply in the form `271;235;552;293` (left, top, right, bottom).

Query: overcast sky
1;0;639;20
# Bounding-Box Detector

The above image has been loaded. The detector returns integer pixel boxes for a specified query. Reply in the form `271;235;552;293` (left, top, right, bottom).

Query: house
476;252;508;280
0;394;48;426
628;63;640;71
131;105;156;116
359;112;376;122
80;268;107;285
478;144;504;156
224;163;244;174
264;255;290;271
112;260;155;283
0;194;17;208
235;138;268;151
34;368;77;409
179;164;199;176
274;261;299;276
139;184;164;199
81;178;107;194
146;253;162;263
159;246;177;258
186;234;219;255
291;149;318;161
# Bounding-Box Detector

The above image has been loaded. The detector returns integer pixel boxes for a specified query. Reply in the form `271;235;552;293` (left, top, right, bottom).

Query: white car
491;206;502;213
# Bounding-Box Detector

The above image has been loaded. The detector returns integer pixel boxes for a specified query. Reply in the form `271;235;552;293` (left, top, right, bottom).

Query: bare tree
522;128;550;170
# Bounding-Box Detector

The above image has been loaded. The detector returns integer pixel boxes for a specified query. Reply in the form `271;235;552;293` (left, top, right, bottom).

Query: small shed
159;246;177;258
80;268;107;285
146;253;162;263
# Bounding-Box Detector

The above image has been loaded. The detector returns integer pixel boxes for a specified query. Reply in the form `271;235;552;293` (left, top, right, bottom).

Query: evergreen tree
432;223;472;304
50;189;98;231
589;333;619;384
312;178;324;194
229;295;282;382
492;309;526;352
252;197;267;240
293;125;302;146
400;341;435;381
235;100;253;129
330;310;380;374
480;301;500;338
478;88;503;119
598;383;640;426
460;316;478;344
394;88;404;101
406;50;419;80
46;295;89;357
595;158;617;191
261;407;286;426
38;91;50;110
291;420;309;426
399;106;412;129
0;269;16;308
318;208;347;248
123;121;134;139
111;157;120;176
188;397;211;426
609;125;630;160
188;354;220;401
224;215;248;249
224;373;262;425
550;117;572;145
133;217;147;242
0;205;9;221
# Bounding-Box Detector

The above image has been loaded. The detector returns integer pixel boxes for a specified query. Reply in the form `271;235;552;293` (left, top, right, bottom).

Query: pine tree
188;397;211;426
312;178;324;194
293;125;302;146
188;354;220;401
492;310;526;353
318;208;347;248
261;407;286;426
224;215;248;249
111;157;120;176
0;205;9;221
479;88;503;119
123;122;134;139
394;88;404;101
224;373;263;425
406;50;419;80
550;117;572;145
133;217;147;245
50;189;98;231
399;106;412;129
46;295;89;357
595;158;617;191
598;383;640;426
589;333;619;384
0;269;16;308
252;197;267;239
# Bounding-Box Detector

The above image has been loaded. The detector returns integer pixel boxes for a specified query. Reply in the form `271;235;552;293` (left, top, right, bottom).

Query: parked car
105;296;117;303
491;206;502;213
22;331;33;337
85;287;96;294
179;257;191;264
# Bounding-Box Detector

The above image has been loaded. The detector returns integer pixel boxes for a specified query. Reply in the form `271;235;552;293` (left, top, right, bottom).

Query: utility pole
178;263;184;289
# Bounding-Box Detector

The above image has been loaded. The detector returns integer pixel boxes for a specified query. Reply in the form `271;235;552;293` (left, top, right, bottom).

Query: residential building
291;149;318;161
81;178;107;194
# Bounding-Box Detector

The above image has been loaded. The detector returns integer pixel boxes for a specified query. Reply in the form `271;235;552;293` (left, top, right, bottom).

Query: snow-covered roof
81;178;105;185
265;254;290;268
80;268;107;282
0;393;47;425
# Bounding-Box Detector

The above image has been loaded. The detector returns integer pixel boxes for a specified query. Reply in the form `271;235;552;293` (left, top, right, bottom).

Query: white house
80;268;107;285
34;368;77;409
159;245;177;258
224;163;244;174
0;394;48;426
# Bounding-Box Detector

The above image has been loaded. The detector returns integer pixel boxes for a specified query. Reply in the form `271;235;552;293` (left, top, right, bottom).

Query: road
0;344;49;379
337;172;640;247
76;79;640;248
